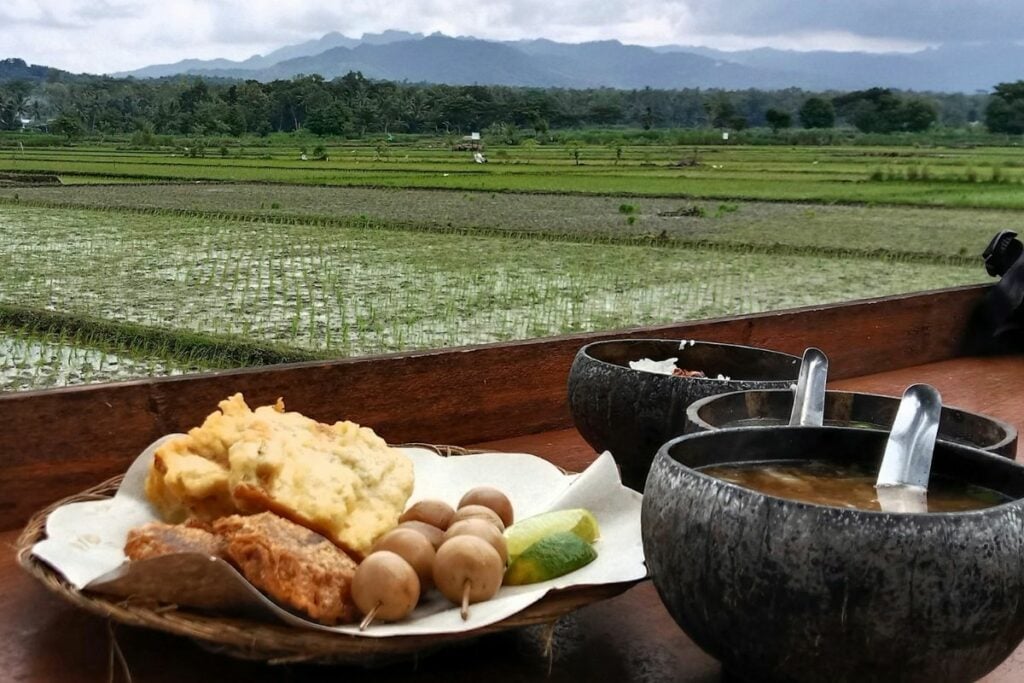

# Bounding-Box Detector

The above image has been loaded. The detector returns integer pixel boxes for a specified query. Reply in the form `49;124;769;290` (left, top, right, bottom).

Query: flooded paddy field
0;202;983;391
0;325;207;391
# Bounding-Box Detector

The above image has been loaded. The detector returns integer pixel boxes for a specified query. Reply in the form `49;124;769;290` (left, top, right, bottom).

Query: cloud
75;1;144;20
684;0;1024;43
1;0;1022;74
0;4;86;29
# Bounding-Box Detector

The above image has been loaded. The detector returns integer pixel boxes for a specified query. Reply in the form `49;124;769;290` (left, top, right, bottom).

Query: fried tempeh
212;512;359;625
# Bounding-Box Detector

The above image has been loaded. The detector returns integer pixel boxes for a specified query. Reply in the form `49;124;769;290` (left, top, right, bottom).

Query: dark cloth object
964;259;1024;355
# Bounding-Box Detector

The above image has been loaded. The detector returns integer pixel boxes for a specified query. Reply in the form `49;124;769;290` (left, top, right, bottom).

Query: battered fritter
145;393;414;557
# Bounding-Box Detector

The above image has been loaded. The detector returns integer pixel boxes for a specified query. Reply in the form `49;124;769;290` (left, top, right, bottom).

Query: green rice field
2;141;1024;207
0;136;1011;392
0;183;1015;261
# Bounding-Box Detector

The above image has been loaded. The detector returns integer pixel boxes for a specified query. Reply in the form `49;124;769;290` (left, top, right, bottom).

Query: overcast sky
3;1;1023;74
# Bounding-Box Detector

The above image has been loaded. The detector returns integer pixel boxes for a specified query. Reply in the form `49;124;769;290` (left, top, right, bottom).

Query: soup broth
699;460;1010;512
718;418;985;449
721;417;884;430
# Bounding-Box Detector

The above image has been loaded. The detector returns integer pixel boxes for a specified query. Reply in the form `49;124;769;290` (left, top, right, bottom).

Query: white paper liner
32;437;645;637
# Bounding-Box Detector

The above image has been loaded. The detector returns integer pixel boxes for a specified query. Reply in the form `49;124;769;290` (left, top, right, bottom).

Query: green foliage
704;92;736;128
641;106;655;131
487;121;520;145
899;99;940;132
765;109;792;133
568;142;582;165
985;81;1024;134
306;101;354;136
130;125;158;147
728;115;749;131
832;88;937;133
0;84;30;131
618;203;637;214
0;68;989;146
532;117;549;140
799;97;836;129
51;112;85;141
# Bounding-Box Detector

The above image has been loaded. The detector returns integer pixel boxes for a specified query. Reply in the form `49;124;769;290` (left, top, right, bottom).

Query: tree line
1;61;1021;139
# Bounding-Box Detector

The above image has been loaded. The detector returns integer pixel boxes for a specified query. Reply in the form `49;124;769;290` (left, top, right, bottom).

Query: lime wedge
504;508;600;561
504;531;598;585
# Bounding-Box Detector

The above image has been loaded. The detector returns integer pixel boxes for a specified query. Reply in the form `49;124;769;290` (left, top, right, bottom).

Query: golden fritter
145;393;414;557
146;393;280;521
213;512;359;625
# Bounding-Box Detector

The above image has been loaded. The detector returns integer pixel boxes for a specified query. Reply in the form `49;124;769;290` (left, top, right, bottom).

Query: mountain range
67;32;1024;93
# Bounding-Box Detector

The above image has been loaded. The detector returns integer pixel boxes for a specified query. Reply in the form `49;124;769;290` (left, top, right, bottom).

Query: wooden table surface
3;354;1024;682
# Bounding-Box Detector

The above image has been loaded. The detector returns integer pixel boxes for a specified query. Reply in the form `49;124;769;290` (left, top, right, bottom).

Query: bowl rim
685;388;1018;454
652;425;1024;518
576;339;801;382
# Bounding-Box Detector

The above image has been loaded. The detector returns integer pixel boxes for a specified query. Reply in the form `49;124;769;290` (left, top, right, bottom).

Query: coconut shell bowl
642;426;1024;683
685;388;1018;458
567;339;800;491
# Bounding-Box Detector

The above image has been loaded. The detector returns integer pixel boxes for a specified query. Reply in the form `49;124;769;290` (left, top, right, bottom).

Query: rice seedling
0;204;985;386
0;184;1010;262
0;324;207;391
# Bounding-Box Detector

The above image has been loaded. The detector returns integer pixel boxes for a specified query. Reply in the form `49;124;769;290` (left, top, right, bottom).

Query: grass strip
0;302;326;368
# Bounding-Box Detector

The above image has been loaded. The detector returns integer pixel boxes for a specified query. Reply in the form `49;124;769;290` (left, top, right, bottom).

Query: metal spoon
875;384;942;513
789;347;828;427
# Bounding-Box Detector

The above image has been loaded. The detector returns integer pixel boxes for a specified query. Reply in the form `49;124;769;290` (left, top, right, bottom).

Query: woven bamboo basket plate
15;444;640;666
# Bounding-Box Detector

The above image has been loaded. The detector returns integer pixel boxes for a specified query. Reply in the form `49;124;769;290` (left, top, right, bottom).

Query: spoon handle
789;347;828;427
876;384;942;490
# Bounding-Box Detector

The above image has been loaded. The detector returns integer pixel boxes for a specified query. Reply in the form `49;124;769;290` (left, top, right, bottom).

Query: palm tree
0;90;29;130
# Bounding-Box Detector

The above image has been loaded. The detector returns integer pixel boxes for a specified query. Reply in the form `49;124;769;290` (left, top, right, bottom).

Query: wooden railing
0;284;989;531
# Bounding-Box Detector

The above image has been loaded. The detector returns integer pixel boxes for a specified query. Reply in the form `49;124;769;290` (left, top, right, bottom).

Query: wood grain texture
0;285;992;531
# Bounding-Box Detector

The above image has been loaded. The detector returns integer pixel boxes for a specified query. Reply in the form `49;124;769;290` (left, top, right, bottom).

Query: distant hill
0;57;83;84
510;39;796;89
150;35;783;90
113;30;424;79
196;36;579;86
662;43;1024;92
94;32;1024;92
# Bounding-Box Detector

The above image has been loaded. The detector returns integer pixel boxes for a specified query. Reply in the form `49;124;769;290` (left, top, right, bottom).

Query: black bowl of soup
642;426;1024;683
567;339;800;490
685;388;1018;458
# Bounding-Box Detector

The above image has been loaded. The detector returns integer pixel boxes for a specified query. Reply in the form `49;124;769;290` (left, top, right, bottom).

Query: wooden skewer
461;580;471;620
359;603;380;631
